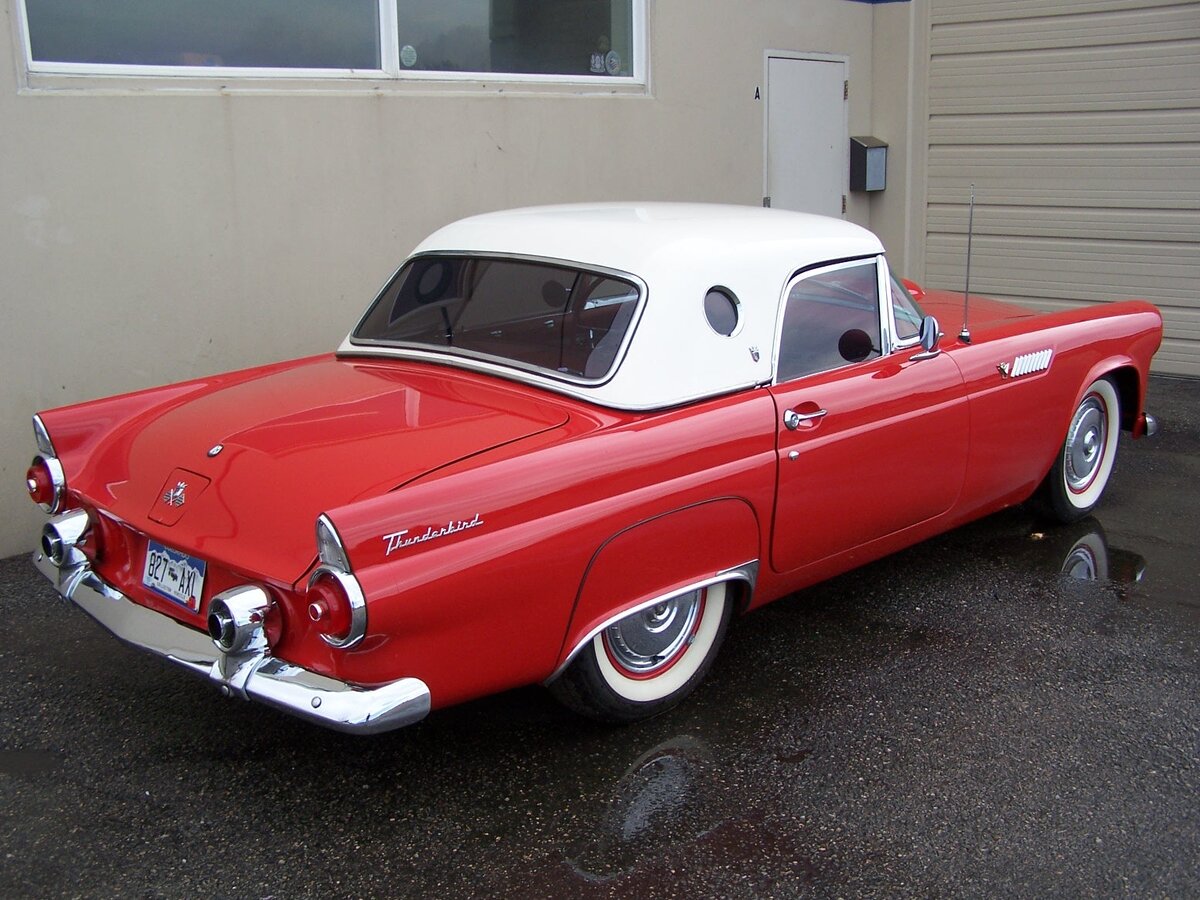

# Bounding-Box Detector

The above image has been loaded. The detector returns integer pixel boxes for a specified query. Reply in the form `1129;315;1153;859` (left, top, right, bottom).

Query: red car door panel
768;351;968;573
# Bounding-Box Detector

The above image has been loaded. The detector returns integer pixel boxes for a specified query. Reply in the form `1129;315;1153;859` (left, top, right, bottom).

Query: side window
889;271;925;343
777;260;882;382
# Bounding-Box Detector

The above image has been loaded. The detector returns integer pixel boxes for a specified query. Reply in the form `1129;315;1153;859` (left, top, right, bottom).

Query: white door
765;55;847;217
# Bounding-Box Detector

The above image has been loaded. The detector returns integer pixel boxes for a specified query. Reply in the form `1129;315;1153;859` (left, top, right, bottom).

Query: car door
767;257;969;574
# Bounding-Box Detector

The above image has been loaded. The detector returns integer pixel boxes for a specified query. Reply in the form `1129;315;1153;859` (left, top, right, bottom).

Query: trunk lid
68;355;570;581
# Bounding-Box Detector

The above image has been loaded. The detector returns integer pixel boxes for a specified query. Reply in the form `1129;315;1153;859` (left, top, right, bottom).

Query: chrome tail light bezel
30;416;66;514
307;565;367;650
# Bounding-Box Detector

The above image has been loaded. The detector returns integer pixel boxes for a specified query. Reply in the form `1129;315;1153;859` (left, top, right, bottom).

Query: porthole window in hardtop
704;287;740;336
777;260;882;382
352;256;641;382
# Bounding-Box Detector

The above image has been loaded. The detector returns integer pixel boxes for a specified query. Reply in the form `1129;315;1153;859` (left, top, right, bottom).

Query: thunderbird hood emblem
148;469;211;527
163;481;187;507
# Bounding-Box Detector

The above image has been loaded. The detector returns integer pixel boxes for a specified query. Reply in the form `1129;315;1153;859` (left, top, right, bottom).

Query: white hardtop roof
340;203;887;410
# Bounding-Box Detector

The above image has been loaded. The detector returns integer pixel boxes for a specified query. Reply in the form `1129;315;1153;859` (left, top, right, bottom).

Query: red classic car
27;204;1162;734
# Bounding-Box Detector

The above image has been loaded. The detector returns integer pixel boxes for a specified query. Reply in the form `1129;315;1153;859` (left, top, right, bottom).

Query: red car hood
62;355;569;582
918;288;1038;330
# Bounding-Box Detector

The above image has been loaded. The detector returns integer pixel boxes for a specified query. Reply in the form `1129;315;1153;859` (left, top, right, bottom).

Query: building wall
1;1;913;557
916;0;1200;375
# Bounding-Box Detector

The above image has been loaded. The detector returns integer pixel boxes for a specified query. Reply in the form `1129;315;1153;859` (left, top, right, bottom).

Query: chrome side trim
1143;413;1159;438
546;560;759;683
32;550;430;735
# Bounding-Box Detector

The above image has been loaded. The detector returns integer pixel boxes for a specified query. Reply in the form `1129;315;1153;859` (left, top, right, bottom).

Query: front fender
554;498;760;673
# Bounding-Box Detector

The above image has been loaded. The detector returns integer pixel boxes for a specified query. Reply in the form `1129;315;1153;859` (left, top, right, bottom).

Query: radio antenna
959;184;975;343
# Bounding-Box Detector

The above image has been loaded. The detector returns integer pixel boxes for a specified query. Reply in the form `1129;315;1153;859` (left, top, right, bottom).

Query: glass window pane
777;261;881;382
395;0;635;76
353;256;641;381
26;0;380;69
889;271;925;342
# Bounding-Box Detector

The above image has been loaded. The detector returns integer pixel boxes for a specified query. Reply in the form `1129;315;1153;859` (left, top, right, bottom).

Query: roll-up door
925;0;1200;376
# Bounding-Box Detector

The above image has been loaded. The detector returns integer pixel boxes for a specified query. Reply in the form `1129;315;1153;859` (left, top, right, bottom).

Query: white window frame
14;0;647;89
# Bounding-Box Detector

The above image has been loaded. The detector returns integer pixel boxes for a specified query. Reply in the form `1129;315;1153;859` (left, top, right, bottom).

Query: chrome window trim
546;560;759;683
347;251;648;390
882;259;924;353
771;255;883;386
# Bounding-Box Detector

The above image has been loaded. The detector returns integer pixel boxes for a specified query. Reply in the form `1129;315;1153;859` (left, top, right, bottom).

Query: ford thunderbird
27;204;1163;734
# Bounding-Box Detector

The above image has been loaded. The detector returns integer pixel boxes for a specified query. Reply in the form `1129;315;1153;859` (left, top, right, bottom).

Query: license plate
142;541;207;612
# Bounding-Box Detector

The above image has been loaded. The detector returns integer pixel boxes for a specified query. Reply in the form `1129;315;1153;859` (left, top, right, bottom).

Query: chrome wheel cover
1065;395;1107;492
603;589;703;675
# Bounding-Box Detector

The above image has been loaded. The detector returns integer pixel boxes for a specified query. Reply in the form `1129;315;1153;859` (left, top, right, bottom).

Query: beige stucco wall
1;1;911;557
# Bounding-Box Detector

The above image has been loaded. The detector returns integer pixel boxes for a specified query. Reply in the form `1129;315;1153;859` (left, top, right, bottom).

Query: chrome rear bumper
33;549;430;735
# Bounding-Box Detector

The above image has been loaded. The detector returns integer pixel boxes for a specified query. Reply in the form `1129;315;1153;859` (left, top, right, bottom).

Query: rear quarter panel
314;390;778;708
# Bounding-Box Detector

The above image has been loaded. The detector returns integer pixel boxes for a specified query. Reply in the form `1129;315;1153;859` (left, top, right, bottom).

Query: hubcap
1065;396;1106;492
603;589;703;675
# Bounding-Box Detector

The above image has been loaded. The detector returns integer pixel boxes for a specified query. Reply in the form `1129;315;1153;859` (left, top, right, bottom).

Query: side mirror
919;315;940;353
912;315;941;360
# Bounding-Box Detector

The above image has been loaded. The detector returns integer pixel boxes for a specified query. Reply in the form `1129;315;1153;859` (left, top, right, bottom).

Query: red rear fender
555;498;760;672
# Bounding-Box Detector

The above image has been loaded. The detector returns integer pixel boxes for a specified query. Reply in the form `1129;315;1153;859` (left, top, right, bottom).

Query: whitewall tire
1041;376;1120;523
549;582;733;723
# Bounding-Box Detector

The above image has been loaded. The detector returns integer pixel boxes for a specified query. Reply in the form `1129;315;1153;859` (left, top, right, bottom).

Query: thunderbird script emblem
162;481;187;508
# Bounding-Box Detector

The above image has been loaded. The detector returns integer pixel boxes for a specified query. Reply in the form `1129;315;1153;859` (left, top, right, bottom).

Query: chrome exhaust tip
41;509;89;567
207;585;273;654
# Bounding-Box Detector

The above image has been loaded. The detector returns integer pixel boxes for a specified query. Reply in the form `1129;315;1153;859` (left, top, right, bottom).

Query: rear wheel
549;582;732;723
1040;376;1120;523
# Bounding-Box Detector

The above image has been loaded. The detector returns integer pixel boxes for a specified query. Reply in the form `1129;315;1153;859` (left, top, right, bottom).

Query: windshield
351;255;641;382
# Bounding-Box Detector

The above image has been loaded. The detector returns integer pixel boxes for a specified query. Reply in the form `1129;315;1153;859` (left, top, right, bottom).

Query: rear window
351;255;641;382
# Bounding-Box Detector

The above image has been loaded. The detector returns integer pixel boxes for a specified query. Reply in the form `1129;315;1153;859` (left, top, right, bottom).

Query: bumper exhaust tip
207;586;273;654
41;509;89;567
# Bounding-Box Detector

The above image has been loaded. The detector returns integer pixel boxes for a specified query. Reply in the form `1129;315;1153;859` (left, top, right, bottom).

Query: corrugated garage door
925;0;1200;376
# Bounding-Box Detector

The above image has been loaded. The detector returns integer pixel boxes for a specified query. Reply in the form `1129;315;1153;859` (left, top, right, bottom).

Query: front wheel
549;582;732;723
1039;376;1120;523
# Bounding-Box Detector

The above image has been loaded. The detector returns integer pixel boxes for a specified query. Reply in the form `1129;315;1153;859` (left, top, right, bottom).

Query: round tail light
307;571;353;641
306;567;366;649
27;456;63;511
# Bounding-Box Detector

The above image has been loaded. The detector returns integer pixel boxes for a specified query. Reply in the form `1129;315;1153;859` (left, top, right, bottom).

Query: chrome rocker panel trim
33;549;430;735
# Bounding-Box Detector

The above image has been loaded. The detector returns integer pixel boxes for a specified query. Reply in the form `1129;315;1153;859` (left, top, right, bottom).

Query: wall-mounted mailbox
850;136;887;192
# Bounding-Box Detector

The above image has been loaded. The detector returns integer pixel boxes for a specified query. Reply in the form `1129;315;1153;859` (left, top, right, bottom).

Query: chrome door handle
783;408;827;430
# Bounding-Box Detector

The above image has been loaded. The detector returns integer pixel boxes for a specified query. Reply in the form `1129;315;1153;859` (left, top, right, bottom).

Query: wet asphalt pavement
1;376;1197;899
